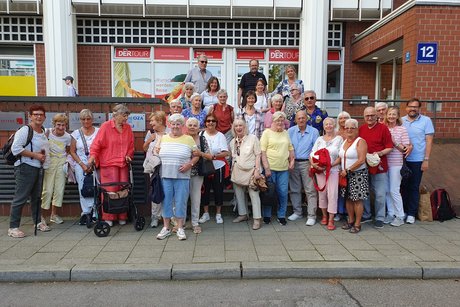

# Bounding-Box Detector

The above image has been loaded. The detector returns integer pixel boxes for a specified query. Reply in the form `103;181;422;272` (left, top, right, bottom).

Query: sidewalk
1;214;460;282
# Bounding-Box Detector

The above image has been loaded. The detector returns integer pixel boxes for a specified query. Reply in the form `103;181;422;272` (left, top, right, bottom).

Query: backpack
430;189;457;222
3;125;34;165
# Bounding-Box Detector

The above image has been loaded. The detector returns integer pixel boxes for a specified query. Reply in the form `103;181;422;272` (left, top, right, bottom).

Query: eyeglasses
305;96;316;101
206;119;216;123
31;113;45;117
344;127;357;130
200;61;208;64
364;114;376;118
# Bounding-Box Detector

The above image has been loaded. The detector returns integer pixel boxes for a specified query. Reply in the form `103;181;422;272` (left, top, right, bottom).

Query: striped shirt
159;134;197;179
387;125;410;167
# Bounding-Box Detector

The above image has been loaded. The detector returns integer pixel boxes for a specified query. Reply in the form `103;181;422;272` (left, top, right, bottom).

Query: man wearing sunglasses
300;90;328;135
184;54;213;94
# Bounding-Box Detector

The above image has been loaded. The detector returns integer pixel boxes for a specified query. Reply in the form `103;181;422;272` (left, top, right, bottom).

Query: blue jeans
363;172;387;222
263;170;289;219
401;161;423;217
162;178;190;219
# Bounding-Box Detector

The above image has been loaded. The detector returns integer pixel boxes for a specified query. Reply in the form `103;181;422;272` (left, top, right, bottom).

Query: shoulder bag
198;132;215;176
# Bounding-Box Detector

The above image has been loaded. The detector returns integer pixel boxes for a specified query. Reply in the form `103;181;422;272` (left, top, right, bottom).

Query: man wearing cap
184;55;212;95
237;59;267;108
359;106;393;229
63;76;78;97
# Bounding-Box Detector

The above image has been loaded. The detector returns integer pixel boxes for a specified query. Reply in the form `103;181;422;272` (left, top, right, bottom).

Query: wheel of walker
134;216;146;231
94;221;111;237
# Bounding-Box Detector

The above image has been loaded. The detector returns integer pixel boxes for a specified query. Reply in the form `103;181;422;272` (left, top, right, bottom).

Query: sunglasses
305;96;316;101
206;119;216;123
200;61;208;64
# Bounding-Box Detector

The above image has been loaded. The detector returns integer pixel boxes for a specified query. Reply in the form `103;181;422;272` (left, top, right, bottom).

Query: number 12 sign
416;42;438;64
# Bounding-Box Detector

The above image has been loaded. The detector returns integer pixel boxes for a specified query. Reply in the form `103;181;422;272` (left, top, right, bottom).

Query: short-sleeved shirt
271;79;304;99
299;106;329;135
212;103;233;134
71;128;99;163
202;131;228;169
288;125;319;160
11;125;50;168
182;108;207;129
239;71;267;97
47;130;71;160
159;134;196;179
201;90;218;114
402;114;435;162
184;67;212;94
387;125;410;167
260;129;293;171
359;123;393;174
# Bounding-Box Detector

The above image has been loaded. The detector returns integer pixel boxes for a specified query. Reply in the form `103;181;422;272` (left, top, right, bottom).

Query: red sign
328;50;341;61
194;49;223;60
115;48;151;59
154;47;189;60
237;50;265;60
269;49;299;62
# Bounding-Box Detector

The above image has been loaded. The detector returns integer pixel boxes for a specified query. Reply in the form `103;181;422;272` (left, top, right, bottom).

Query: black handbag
259;180;278;208
400;158;412;180
198;133;215;176
150;167;165;204
80;173;95;197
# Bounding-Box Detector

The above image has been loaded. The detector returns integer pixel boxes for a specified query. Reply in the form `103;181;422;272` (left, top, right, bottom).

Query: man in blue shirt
184;55;212;94
401;98;434;224
299;90;328;134
288;110;319;226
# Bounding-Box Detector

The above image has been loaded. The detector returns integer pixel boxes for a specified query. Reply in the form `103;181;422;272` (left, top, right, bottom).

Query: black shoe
277;218;287;226
79;215;87;225
361;216;372;223
374;220;384;229
263;217;271;224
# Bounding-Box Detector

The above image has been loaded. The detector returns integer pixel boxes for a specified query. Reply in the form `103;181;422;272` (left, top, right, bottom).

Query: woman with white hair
156;114;199;240
230;118;263;230
179;82;195;109
88;104;134;226
335;110;351;222
264;94;289;129
182;93;207;129
260;111;295;225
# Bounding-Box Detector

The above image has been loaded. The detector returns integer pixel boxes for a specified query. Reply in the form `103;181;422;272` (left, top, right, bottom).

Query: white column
43;0;77;96
299;0;329;102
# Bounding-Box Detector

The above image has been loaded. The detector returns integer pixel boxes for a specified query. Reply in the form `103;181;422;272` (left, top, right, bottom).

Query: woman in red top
209;89;234;144
88;104;134;226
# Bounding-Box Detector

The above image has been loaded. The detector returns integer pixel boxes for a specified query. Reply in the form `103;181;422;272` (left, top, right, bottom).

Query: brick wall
35;44;46;96
77;45;112;97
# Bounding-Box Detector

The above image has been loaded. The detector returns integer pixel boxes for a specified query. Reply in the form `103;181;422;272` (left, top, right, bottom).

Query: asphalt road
1;278;459;306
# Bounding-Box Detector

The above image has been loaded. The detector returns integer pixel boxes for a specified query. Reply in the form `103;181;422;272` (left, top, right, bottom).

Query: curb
419;262;460;279
172;263;241;280
71;264;171;281
0;265;72;282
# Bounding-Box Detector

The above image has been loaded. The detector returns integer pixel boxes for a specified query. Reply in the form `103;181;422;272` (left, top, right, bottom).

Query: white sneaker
334;214;341;222
150;216;159;228
104;220;113;227
199;212;210;224
177;228;186;240
119;220;126;225
390;217;405;227
384;215;395;224
215;214;224;224
50;214;64;224
156;227;171;240
406;215;415;224
306;218;316;226
288;213;303;221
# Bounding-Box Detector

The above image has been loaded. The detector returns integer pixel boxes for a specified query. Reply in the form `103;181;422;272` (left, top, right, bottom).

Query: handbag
249;175;268;192
80;173;95;197
339;175;348;188
231;162;254;186
150;167;164;204
198;133;215;176
260;180;277;207
400;158;412;180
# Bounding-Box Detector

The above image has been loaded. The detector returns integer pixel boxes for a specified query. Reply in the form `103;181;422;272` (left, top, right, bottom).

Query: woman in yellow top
260;111;295;225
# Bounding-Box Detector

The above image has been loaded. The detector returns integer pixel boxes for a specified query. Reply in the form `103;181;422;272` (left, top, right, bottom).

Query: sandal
37;222;51;232
7;228;26;238
327;221;336;231
349;225;361;234
320;216;328;225
193;226;202;234
341;221;354;230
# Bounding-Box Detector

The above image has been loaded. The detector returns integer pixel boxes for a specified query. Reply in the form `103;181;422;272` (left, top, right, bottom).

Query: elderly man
359;106;393;228
300;90;328;135
376;102;388;123
401;98;434;224
288;110;319;226
237;59;267;108
184;55;212;94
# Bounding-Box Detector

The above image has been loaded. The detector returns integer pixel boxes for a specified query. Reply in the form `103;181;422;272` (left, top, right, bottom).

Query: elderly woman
179;82;195;109
334;111;351;222
339;119;369;234
209;89;234;144
182;93;207;129
70;109;99;225
186;117;213;234
271;65;304;99
230;118;263;230
40;113;71;229
238;90;265;139
143;111;168;228
384;106;411;226
88;104;134;227
8;105;49;238
264;94;289;129
310;117;343;230
283;83;304;125
201;76;220;113
260;111;295;225
156;114;199;240
198;113;230;224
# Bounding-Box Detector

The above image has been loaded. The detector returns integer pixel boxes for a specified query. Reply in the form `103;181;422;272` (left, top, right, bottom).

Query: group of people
6;58;434;242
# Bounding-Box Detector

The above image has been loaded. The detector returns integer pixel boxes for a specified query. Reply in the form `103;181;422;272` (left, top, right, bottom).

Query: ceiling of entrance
355;39;403;63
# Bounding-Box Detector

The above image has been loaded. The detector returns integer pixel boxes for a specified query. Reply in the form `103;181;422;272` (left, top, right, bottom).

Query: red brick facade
77;45;112;97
